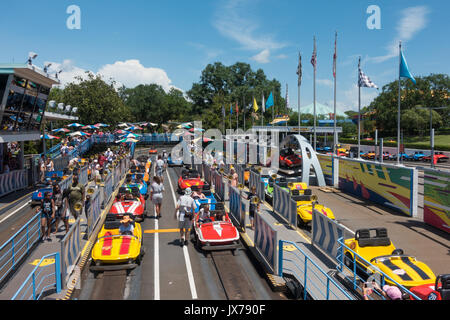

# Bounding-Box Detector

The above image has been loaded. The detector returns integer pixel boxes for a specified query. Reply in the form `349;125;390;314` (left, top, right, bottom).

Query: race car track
75;148;285;300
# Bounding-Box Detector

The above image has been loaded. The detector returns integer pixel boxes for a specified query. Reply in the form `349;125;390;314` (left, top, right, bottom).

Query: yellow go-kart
344;228;436;289
290;188;335;226
90;215;144;272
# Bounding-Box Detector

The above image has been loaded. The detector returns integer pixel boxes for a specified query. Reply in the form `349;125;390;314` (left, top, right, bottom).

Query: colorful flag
253;97;259;112
400;50;416;84
230;103;233;115
265;92;274;110
235;102;239;114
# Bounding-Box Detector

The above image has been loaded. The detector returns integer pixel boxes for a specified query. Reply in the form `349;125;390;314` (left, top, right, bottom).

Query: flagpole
397;41;402;165
261;92;265;127
333;31;337;155
298;52;301;133
358;56;361;159
313;36;317;151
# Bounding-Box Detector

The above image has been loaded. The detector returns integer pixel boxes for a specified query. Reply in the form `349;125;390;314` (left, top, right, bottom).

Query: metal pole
333;32;337;155
358;57;361;159
298;53;301;133
397;42;402;165
431;128;435;169
313;37;317;151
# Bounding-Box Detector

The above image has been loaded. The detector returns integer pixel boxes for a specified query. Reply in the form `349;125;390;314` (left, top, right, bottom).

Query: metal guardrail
11;252;61;300
0;170;29;198
0;211;41;286
279;240;354;300
336;237;421;300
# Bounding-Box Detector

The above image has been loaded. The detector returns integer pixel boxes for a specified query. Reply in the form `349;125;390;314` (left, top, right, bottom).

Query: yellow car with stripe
90;215;144;272
291;188;335;225
344;228;436;289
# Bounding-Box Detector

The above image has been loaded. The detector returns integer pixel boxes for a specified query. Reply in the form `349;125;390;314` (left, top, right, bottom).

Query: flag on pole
297;53;302;86
358;60;378;89
253;97;259;112
311;38;317;68
333;32;337;78
262;93;265;114
230;103;233;115
235;102;239;114
222;105;225;118
265;92;274;110
400;50;416;84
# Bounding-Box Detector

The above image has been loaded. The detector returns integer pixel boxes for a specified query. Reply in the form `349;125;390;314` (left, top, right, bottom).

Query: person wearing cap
175;188;195;247
119;215;134;236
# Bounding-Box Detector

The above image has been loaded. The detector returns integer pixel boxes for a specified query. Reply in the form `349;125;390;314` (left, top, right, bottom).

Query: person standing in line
52;184;69;235
230;168;238;188
174;188;195;247
39;156;46;183
40;191;55;241
155;155;165;183
65;175;85;220
247;186;260;230
151;176;165;219
46;157;54;173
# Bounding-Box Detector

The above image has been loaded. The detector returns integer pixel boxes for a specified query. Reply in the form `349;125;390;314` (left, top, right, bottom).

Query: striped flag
311;37;317;68
333;32;337;78
297;53;302;86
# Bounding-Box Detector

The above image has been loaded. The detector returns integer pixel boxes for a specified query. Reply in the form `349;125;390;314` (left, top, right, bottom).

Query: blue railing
336;237;421;300
11;252;61;300
0;211;41;285
278;240;354;300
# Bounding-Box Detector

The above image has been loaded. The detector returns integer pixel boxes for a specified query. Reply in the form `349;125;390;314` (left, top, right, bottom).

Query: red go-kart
193;202;240;253
110;187;146;222
279;148;302;169
177;169;206;194
410;274;450;300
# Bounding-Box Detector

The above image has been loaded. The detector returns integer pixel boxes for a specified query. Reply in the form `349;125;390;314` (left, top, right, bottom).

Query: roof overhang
0;63;60;88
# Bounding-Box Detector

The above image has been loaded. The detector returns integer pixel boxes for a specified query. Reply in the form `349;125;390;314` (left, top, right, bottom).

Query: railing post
11;239;14;266
304;258;308;300
55;252;61;294
32;273;36;300
326;278;330;300
278;240;284;277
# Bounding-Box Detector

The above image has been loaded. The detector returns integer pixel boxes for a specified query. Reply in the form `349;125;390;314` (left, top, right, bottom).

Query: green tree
56;72;130;126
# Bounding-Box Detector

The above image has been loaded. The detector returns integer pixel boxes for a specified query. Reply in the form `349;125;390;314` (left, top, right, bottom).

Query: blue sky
1;0;449;114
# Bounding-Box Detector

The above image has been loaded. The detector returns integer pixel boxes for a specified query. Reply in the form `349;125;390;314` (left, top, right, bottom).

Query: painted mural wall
423;169;450;234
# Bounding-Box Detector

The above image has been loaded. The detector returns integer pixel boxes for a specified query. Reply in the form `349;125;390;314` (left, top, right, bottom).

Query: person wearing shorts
151;176;165;219
40;192;55;241
155;155;165;182
52;184;69;235
175;188;195;247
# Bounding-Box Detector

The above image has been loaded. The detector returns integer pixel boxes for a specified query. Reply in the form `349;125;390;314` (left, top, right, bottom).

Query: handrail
11;252;61;300
336;237;422;300
279;240;354;300
0;211;41;284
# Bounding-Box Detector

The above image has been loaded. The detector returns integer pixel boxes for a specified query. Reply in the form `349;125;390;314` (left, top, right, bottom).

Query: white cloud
47;59;179;93
251;49;271;64
368;6;430;63
98;60;174;91
342;84;380;111
214;0;286;62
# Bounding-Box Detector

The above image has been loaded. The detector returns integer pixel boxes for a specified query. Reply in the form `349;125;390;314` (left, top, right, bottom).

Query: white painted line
167;168;198;300
0;200;31;224
154;205;160;300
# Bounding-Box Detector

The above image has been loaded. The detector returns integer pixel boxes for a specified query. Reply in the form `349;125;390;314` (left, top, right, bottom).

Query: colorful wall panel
317;154;333;186
338;158;418;217
423;169;450;234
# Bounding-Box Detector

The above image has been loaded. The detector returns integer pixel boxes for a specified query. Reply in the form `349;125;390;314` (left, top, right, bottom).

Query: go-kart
291;189;335;226
362;151;376;160
423;152;449;163
343;228;436;289
193;203;240;253
31;184;54;207
192;185;217;213
168;153;183;167
90;215;144;272
279;148;302;169
412;151;425;161
111;187;146;222
177;169;205;194
31;172;68;207
410;274;450;300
